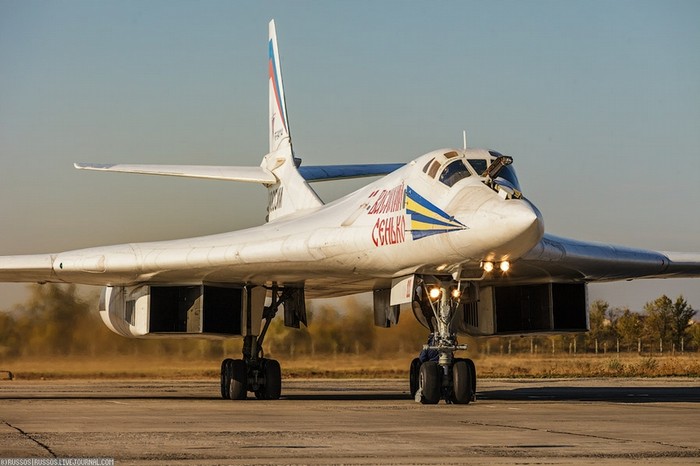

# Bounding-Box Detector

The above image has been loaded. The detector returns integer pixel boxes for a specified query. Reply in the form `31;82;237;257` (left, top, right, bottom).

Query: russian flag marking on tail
268;20;291;152
269;41;287;133
263;20;323;223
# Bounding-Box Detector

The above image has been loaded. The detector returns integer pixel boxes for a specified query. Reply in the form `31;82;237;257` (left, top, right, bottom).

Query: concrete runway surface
1;378;699;465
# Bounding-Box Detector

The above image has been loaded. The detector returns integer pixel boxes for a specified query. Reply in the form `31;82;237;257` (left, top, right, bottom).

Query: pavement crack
461;420;551;434
461;420;699;452
461;419;629;443
2;420;57;457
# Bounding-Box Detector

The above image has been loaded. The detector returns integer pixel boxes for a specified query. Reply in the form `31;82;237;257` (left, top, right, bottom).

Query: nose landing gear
410;279;477;405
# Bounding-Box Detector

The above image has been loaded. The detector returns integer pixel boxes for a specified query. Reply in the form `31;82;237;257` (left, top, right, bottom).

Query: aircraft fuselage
51;148;543;297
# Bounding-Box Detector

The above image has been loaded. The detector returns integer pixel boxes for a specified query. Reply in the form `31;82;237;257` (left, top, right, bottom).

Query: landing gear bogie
413;357;477;405
220;357;282;401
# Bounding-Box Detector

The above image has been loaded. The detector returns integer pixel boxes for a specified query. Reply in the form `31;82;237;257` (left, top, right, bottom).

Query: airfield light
500;261;510;272
429;287;442;300
451;288;461;299
482;261;494;273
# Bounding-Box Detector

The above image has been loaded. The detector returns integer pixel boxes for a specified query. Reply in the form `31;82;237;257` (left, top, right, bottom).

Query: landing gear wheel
409;358;421;397
229;359;248;400
257;359;282;400
465;358;477;401
450;360;472;404
220;358;234;399
418;361;441;405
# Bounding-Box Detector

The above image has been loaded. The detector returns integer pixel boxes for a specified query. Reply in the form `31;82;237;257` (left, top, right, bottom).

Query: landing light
451;289;461;299
500;261;510;272
429;287;442;300
482;261;494;273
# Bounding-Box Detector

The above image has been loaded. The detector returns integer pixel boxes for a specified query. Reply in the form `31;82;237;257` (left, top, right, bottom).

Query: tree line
584;296;697;354
0;284;428;360
0;284;698;360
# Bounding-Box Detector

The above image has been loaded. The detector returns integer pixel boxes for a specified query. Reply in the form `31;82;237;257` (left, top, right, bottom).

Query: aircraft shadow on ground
477;386;700;403
281;386;700;403
2;385;699;403
282;392;410;401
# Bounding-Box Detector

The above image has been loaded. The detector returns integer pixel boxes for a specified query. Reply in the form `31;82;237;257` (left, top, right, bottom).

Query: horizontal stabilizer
75;163;277;184
298;163;404;182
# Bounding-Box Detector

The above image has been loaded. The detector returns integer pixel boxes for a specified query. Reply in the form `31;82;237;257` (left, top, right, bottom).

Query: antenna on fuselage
462;130;467;150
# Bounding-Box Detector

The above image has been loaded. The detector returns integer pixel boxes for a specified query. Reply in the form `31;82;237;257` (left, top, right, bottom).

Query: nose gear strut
411;278;477;404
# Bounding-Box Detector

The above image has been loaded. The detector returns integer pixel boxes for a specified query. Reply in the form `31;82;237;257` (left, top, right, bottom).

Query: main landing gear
221;354;281;400
220;286;292;400
410;279;477;405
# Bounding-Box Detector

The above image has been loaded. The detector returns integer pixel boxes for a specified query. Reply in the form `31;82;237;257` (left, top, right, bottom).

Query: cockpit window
422;158;435;173
427;160;441;178
439;160;471;187
444;151;459;159
497;165;521;191
467;159;488;176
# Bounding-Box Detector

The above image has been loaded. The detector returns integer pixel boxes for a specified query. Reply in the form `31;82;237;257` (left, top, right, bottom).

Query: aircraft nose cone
501;198;544;248
510;199;543;233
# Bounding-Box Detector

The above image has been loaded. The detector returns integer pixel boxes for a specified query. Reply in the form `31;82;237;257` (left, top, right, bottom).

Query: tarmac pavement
1;378;699;465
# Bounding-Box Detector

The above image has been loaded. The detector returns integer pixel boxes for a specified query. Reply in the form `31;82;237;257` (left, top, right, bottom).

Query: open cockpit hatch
420;149;523;198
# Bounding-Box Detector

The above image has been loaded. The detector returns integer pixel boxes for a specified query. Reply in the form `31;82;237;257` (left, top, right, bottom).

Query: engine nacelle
454;283;589;336
99;284;267;339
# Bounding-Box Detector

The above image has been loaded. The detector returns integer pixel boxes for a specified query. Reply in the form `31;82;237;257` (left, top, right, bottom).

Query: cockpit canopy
421;149;521;191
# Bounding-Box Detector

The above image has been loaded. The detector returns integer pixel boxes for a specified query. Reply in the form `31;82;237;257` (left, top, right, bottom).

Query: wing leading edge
74;163;277;184
0;233;698;288
498;234;700;285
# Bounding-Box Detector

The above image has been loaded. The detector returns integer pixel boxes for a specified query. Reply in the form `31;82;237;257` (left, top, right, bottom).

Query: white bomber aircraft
2;21;700;404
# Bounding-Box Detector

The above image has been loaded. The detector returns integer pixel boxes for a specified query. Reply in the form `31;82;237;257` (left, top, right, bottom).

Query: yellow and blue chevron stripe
405;186;467;239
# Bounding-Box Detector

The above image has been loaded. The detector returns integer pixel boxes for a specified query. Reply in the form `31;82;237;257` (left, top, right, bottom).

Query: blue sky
1;0;699;311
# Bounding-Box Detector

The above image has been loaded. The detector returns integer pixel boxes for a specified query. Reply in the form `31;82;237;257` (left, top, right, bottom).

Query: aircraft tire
419;361;440;404
409;358;421;397
465;358;477;401
220;358;234;399
261;359;282;400
229;359;248;400
451;360;472;404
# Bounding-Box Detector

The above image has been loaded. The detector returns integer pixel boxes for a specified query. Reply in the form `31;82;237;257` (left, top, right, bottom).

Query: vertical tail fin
268;20;291;153
263;20;322;222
